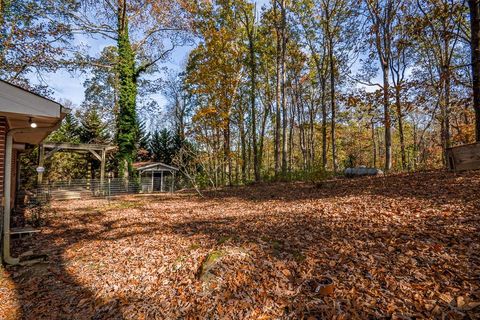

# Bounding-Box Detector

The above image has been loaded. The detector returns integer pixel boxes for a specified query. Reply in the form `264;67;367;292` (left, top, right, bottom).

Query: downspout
3;125;59;265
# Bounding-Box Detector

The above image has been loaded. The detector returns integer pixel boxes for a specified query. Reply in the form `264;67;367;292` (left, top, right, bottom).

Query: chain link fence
35;176;179;201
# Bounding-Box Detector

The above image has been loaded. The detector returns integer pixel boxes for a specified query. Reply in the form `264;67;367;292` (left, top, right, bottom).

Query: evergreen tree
47;113;81;143
149;129;184;165
150;129;172;164
136;119;151;161
78;109;110;144
43;112;87;182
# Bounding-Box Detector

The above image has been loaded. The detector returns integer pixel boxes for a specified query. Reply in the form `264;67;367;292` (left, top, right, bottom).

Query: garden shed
133;162;178;193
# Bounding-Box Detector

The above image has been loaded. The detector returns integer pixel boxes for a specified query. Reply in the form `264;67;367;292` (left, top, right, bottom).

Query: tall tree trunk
246;8;260;182
258;102;270;175
308;41;326;170
274;1;281;176
239;109;247;183
116;0;138;178
328;36;337;174
382;63;392;171
444;64;451;158
308;99;315;170
321;81;327;169
280;0;288;175
394;88;406;169
412;122;418;170
223;118;231;186
295;89;307;170
469;0;480;141
371;118;377;168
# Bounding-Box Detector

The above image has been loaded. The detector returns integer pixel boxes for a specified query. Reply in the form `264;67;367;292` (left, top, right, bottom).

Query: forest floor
1;170;479;319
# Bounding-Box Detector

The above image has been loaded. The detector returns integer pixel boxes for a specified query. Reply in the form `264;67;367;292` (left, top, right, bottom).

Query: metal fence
36;176;177;201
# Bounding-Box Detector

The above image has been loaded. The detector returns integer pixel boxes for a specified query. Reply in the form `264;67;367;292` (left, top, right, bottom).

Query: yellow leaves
193;106;217;121
347;95;360;107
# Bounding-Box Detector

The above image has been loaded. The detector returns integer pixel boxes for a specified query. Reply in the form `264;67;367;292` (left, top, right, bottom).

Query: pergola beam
37;142;115;185
89;149;102;161
44;146;61;160
42;142;116;152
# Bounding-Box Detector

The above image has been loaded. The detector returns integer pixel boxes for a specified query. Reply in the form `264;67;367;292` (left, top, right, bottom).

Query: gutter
3;123;61;265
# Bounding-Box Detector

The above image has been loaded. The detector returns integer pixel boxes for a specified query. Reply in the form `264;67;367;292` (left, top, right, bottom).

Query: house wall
0;116;6;263
0;117;17;206
0;116;7;202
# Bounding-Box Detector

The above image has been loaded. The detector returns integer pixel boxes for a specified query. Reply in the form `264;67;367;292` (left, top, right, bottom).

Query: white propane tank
344;167;383;177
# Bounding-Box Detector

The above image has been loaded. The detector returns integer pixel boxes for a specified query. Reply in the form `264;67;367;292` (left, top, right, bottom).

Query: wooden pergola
37;143;116;186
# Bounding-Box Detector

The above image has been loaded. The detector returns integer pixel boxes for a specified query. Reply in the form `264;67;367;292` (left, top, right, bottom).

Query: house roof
133;161;179;172
0;80;69;144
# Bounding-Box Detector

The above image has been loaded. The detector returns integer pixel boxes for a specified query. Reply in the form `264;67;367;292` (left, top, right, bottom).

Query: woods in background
179;0;478;186
1;0;480;188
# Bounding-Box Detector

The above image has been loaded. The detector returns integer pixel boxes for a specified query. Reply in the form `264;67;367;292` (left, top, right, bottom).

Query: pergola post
100;149;106;192
39;143;114;189
37;144;45;186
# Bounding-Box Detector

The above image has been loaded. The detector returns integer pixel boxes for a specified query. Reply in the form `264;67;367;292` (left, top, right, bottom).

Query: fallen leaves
1;170;479;319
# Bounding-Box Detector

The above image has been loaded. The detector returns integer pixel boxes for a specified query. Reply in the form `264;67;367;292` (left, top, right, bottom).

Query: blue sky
37;33;192;112
37;0;271;113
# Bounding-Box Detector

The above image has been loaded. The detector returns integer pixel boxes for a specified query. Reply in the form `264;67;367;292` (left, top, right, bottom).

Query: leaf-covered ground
1;170;480;319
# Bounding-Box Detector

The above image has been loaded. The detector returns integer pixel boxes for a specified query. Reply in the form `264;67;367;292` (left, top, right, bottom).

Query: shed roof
133;162;179;172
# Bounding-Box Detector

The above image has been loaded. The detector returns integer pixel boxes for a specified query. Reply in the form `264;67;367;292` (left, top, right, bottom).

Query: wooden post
151;171;154;192
37;144;45;186
160;171;164;192
100;149;106;192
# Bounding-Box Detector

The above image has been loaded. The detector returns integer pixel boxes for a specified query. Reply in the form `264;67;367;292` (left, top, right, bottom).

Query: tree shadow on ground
6;202;169;319
3;170;480;318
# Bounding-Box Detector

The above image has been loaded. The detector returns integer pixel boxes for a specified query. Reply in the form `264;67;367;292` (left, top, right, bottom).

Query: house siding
0;116;7;263
0;116;7;203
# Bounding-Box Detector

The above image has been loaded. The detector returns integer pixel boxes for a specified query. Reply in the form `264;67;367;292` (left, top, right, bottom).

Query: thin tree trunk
328;36;337;174
308;98;315;170
239;110;247;183
444;64;451;153
280;0;288;175
245;7;260;181
307;41;326;170
371;118;377;167
469;0;480;141
394;88;406;169
321;81;327;169
382;64;392;171
258;102;270;175
223;117;231;186
274;1;281;176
